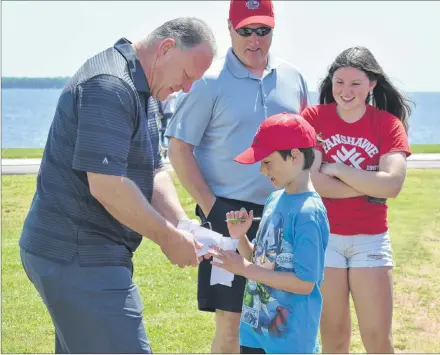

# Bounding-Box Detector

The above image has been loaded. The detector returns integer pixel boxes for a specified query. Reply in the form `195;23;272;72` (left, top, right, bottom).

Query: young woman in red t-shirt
301;46;412;353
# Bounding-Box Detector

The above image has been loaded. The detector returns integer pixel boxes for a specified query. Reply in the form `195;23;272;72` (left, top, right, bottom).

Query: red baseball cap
235;113;317;164
229;0;275;30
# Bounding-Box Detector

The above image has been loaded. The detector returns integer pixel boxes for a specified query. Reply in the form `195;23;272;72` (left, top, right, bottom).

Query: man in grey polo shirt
19;17;215;354
166;1;309;353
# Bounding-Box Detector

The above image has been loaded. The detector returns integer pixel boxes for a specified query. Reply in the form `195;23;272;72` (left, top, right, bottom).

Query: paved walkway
2;154;440;175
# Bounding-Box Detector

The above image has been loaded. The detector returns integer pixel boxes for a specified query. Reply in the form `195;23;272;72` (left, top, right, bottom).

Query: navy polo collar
114;38;150;94
225;47;280;79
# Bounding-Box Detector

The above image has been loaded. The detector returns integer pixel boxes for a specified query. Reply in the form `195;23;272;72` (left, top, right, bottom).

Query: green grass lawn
2;145;440;159
410;144;440;154
1;148;44;159
2;171;440;353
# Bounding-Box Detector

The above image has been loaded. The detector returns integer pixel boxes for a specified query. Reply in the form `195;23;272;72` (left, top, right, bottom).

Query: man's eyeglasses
236;26;272;37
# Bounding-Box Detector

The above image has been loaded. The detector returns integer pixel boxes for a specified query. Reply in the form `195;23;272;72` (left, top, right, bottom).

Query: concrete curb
2;154;440;175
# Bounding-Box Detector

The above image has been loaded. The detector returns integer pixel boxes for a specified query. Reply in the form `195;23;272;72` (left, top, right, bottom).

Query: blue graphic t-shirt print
242;211;294;338
239;190;329;354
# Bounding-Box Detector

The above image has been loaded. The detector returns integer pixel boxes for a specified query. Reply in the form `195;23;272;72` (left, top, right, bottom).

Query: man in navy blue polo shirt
19;17;215;353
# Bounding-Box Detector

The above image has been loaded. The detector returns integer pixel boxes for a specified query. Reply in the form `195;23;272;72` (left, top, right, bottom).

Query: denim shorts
325;232;394;268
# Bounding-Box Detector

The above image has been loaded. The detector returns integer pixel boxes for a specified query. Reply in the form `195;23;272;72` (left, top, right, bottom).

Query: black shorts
240;345;266;354
196;196;265;313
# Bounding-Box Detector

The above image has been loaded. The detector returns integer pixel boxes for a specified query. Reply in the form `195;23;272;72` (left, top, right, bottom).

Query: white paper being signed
177;220;239;287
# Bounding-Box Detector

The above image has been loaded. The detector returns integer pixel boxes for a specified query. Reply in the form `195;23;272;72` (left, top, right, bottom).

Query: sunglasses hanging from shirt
236;26;272;37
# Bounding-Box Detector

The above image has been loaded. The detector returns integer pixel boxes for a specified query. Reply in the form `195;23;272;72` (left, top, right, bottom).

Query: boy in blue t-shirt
208;113;329;354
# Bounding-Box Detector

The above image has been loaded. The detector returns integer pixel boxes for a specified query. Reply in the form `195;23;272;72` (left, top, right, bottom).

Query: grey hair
143;17;217;55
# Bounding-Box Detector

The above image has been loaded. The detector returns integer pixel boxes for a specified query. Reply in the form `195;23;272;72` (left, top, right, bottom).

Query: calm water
2;89;440;148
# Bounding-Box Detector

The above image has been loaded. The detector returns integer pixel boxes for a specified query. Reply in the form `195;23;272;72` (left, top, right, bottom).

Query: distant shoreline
2;77;439;93
1;77;71;89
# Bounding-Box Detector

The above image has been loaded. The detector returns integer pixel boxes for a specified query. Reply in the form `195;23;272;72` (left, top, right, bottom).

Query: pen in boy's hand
225;217;262;223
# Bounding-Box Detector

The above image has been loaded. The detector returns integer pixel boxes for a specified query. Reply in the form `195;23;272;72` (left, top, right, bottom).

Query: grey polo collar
225;47;280;79
114;37;150;94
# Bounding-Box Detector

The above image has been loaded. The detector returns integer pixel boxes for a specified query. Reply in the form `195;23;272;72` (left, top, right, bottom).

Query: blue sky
2;1;440;92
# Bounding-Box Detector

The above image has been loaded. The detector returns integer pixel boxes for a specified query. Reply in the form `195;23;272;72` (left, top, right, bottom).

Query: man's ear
290;148;301;160
227;19;233;32
158;38;176;56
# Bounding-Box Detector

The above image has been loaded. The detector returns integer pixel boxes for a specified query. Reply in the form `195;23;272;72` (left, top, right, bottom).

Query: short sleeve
379;115;411;158
298;74;310;112
165;78;214;147
301;105;323;153
301;105;318;129
73;75;135;176
293;221;325;283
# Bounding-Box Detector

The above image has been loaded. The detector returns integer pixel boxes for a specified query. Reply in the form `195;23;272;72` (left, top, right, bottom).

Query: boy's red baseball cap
229;0;275;29
234;113;317;165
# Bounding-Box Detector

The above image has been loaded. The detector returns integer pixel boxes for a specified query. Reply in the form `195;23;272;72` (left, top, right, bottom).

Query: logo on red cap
229;0;275;29
246;1;260;10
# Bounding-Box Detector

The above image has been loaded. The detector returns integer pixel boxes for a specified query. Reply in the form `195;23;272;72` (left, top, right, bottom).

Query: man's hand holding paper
177;220;239;286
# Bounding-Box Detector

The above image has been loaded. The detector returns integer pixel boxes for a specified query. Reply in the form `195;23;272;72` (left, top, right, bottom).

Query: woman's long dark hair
318;46;413;132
